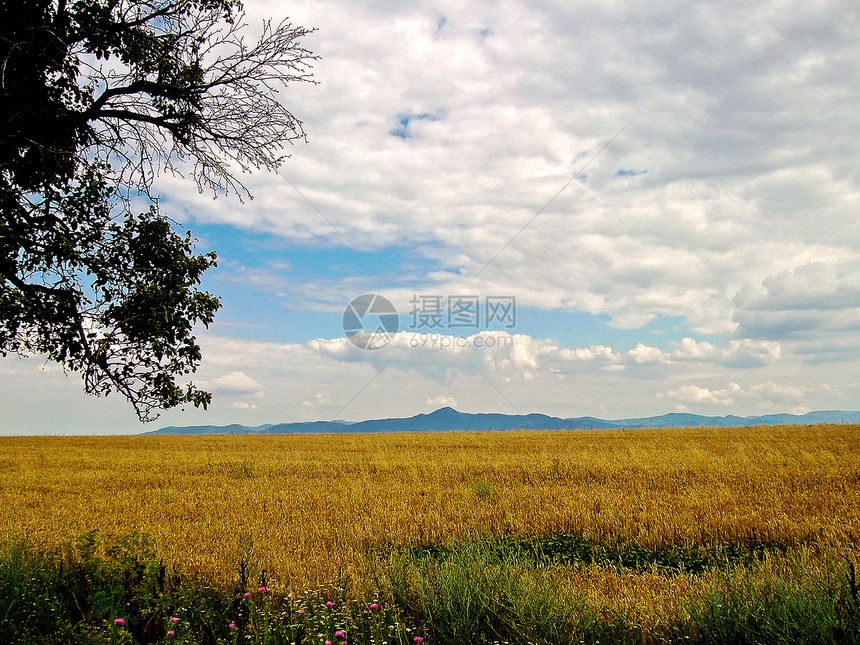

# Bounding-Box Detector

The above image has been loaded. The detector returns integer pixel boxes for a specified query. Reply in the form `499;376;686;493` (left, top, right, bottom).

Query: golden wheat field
1;423;859;603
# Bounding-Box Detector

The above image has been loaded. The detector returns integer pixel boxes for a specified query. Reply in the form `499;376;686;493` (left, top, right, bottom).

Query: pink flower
413;638;423;643
370;603;379;610
298;609;306;616
325;641;332;645
228;623;236;629
258;587;267;593
114;619;125;626
167;631;175;637
335;630;344;637
244;592;252;598
170;617;178;623
326;602;333;608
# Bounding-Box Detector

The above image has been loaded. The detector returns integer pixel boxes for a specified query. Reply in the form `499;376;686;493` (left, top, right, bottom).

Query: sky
2;0;860;434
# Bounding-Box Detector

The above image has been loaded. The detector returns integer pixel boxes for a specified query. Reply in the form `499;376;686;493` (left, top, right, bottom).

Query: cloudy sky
3;0;860;434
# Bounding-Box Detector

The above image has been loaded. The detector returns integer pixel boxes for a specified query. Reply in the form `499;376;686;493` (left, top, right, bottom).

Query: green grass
372;542;637;645
678;553;858;645
1;532;859;644
392;533;788;575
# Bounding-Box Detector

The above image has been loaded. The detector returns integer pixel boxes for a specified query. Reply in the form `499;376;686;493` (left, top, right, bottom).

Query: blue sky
2;0;859;433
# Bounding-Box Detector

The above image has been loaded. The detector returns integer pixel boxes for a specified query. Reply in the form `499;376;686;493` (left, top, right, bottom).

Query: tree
0;0;315;421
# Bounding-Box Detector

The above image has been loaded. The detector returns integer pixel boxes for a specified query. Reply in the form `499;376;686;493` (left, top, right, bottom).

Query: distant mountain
260;420;349;434
145;407;860;435
151;423;273;435
613;410;860;428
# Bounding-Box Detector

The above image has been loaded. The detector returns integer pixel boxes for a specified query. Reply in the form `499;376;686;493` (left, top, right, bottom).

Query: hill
146;408;860;435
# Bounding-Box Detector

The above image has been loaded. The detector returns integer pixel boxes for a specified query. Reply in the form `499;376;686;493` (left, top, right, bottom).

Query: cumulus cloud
628;343;667;365
202;371;265;394
303;331;784;386
614;338;781;369
666;383;744;406
425;395;457;408
749;382;806;405
672;338;782;368
301;392;337;409
663;379;841;412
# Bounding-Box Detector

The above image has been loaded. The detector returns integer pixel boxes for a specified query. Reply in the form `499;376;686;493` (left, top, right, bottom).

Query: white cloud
666;383;744;406
628;343;667;365
554;345;620;364
301;392;337;409
202;371;265;394
425;395;457;408
603;338;782;369
749;382;806;405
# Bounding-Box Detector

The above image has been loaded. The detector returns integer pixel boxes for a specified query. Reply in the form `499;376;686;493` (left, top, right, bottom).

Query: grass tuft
373;541;640;645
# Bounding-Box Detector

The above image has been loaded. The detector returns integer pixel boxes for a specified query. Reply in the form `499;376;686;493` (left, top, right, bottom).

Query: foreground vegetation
2;533;860;644
1;424;859;642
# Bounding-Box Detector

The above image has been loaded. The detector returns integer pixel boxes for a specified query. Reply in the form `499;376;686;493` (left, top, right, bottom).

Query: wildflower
326;602;333;608
167;631;175;637
229;623;236;629
299;609;306;616
170;617;179;623
114;619;125;626
370;603;379;610
326;641;332;645
244;592;252;598
258;586;267;593
414;638;423;643
335;631;345;637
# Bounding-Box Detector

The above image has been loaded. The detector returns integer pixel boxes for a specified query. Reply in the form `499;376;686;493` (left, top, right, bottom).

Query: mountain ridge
145;407;860;435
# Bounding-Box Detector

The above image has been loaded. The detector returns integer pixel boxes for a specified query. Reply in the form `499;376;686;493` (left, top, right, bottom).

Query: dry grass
1;423;858;597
